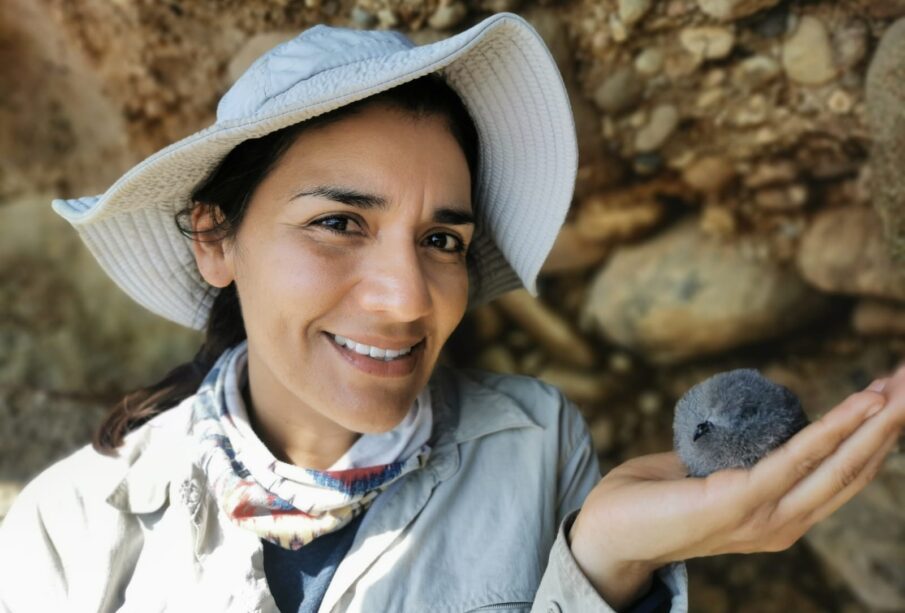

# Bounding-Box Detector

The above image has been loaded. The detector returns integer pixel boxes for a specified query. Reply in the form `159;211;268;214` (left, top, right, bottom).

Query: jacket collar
428;364;540;449
106;364;540;515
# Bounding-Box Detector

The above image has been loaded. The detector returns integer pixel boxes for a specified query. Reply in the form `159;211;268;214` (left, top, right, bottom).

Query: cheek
232;235;355;334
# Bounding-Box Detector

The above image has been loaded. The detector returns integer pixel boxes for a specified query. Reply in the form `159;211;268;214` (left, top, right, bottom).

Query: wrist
567;512;660;610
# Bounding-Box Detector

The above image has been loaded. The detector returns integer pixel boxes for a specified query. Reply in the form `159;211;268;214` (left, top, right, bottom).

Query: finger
865;377;889;393
777;399;903;520
746;388;887;503
802;430;900;527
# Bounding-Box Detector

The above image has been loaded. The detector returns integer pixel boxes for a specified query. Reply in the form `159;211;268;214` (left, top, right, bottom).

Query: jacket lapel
318;365;539;613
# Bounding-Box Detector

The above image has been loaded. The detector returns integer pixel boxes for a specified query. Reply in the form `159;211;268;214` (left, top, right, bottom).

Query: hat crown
217;25;416;123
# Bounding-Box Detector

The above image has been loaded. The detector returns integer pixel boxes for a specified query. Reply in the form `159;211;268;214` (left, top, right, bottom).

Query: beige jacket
0;365;688;612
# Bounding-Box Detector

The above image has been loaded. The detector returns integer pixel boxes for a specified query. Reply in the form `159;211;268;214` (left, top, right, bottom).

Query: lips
324;332;424;377
331;333;416;361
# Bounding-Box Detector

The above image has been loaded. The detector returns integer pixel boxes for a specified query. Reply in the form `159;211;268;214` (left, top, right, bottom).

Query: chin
335;397;415;434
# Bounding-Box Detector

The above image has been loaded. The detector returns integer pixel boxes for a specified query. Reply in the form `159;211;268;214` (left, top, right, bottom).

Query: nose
356;239;432;322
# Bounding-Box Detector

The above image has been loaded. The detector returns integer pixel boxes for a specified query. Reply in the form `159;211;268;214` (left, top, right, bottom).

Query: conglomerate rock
2;0;904;609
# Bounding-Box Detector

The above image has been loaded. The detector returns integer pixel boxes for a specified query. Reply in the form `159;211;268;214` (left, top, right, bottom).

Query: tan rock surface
584;220;832;363
797;206;905;301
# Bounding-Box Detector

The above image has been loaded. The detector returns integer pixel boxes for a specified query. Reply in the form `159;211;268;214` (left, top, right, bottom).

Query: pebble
732;55;781;91
576;185;672;241
608;351;634;373
679;26;736;60
518;350;547;375
834;19;869;70
428;1;467;30
619;0;652;25
376;8;398;27
593;67;644;115
589;417;615;452
634;47;664;76
699;205;737;237
664;51;700;80
609;14;629;42
476;345;518;374
537;366;612;404
0;481;22;522
754;184;808;211
782;16;837;85
743;159;797;188
350;6;377;27
696;88;725;109
638;391;662;415
853;299;905;336
730;94;769;127
635;104;680;153
828;89;853;114
682;156;736;194
696;0;780;21
478;0;522;11
541;224;610;275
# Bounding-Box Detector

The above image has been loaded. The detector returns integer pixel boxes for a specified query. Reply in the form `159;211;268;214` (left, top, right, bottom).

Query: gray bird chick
673;368;810;478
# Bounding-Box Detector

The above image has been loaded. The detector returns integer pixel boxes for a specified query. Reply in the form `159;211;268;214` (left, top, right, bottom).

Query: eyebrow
291;185;475;225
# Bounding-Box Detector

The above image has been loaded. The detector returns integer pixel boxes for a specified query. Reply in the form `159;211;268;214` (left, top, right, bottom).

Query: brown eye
313;215;358;234
424;232;465;254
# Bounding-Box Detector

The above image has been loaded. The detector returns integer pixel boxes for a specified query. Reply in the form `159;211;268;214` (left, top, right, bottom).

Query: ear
190;203;235;288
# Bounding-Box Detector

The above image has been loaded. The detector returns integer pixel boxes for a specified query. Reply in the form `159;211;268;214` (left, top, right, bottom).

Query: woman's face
194;103;474;440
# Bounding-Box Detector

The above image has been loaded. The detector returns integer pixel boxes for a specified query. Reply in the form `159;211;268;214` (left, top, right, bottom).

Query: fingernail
867;379;889;393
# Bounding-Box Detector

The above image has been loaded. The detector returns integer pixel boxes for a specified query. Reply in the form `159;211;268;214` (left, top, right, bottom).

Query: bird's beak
693;421;713;442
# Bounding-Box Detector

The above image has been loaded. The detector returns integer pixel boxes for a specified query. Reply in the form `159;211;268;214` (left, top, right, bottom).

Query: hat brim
52;12;577;331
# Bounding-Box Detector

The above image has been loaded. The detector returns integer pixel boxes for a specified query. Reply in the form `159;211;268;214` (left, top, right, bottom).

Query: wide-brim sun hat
51;11;578;331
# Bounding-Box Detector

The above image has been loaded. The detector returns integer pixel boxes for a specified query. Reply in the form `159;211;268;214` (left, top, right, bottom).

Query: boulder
866;17;905;262
797;206;905;301
584;220;831;363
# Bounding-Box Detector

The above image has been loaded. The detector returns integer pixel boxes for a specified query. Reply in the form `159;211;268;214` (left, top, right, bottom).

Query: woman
1;12;902;613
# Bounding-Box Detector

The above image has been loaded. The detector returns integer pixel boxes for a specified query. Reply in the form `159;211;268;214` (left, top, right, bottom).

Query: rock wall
2;0;903;610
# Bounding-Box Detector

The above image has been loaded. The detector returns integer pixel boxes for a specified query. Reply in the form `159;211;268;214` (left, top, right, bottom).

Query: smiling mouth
328;333;423;362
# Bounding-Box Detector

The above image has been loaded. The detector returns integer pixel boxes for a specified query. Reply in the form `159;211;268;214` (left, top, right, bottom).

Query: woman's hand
568;366;905;610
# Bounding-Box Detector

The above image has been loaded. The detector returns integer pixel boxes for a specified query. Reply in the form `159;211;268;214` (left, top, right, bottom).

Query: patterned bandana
191;340;433;550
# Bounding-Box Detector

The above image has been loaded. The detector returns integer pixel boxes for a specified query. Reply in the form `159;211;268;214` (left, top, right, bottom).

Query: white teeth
331;334;415;361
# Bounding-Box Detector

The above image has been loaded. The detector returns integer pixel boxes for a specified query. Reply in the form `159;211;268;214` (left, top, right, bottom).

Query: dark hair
93;73;480;452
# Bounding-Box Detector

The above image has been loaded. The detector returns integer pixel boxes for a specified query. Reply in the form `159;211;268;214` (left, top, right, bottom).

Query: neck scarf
191;340;433;550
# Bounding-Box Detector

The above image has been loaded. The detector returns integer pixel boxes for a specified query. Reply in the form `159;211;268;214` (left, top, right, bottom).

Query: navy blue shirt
262;511;367;613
